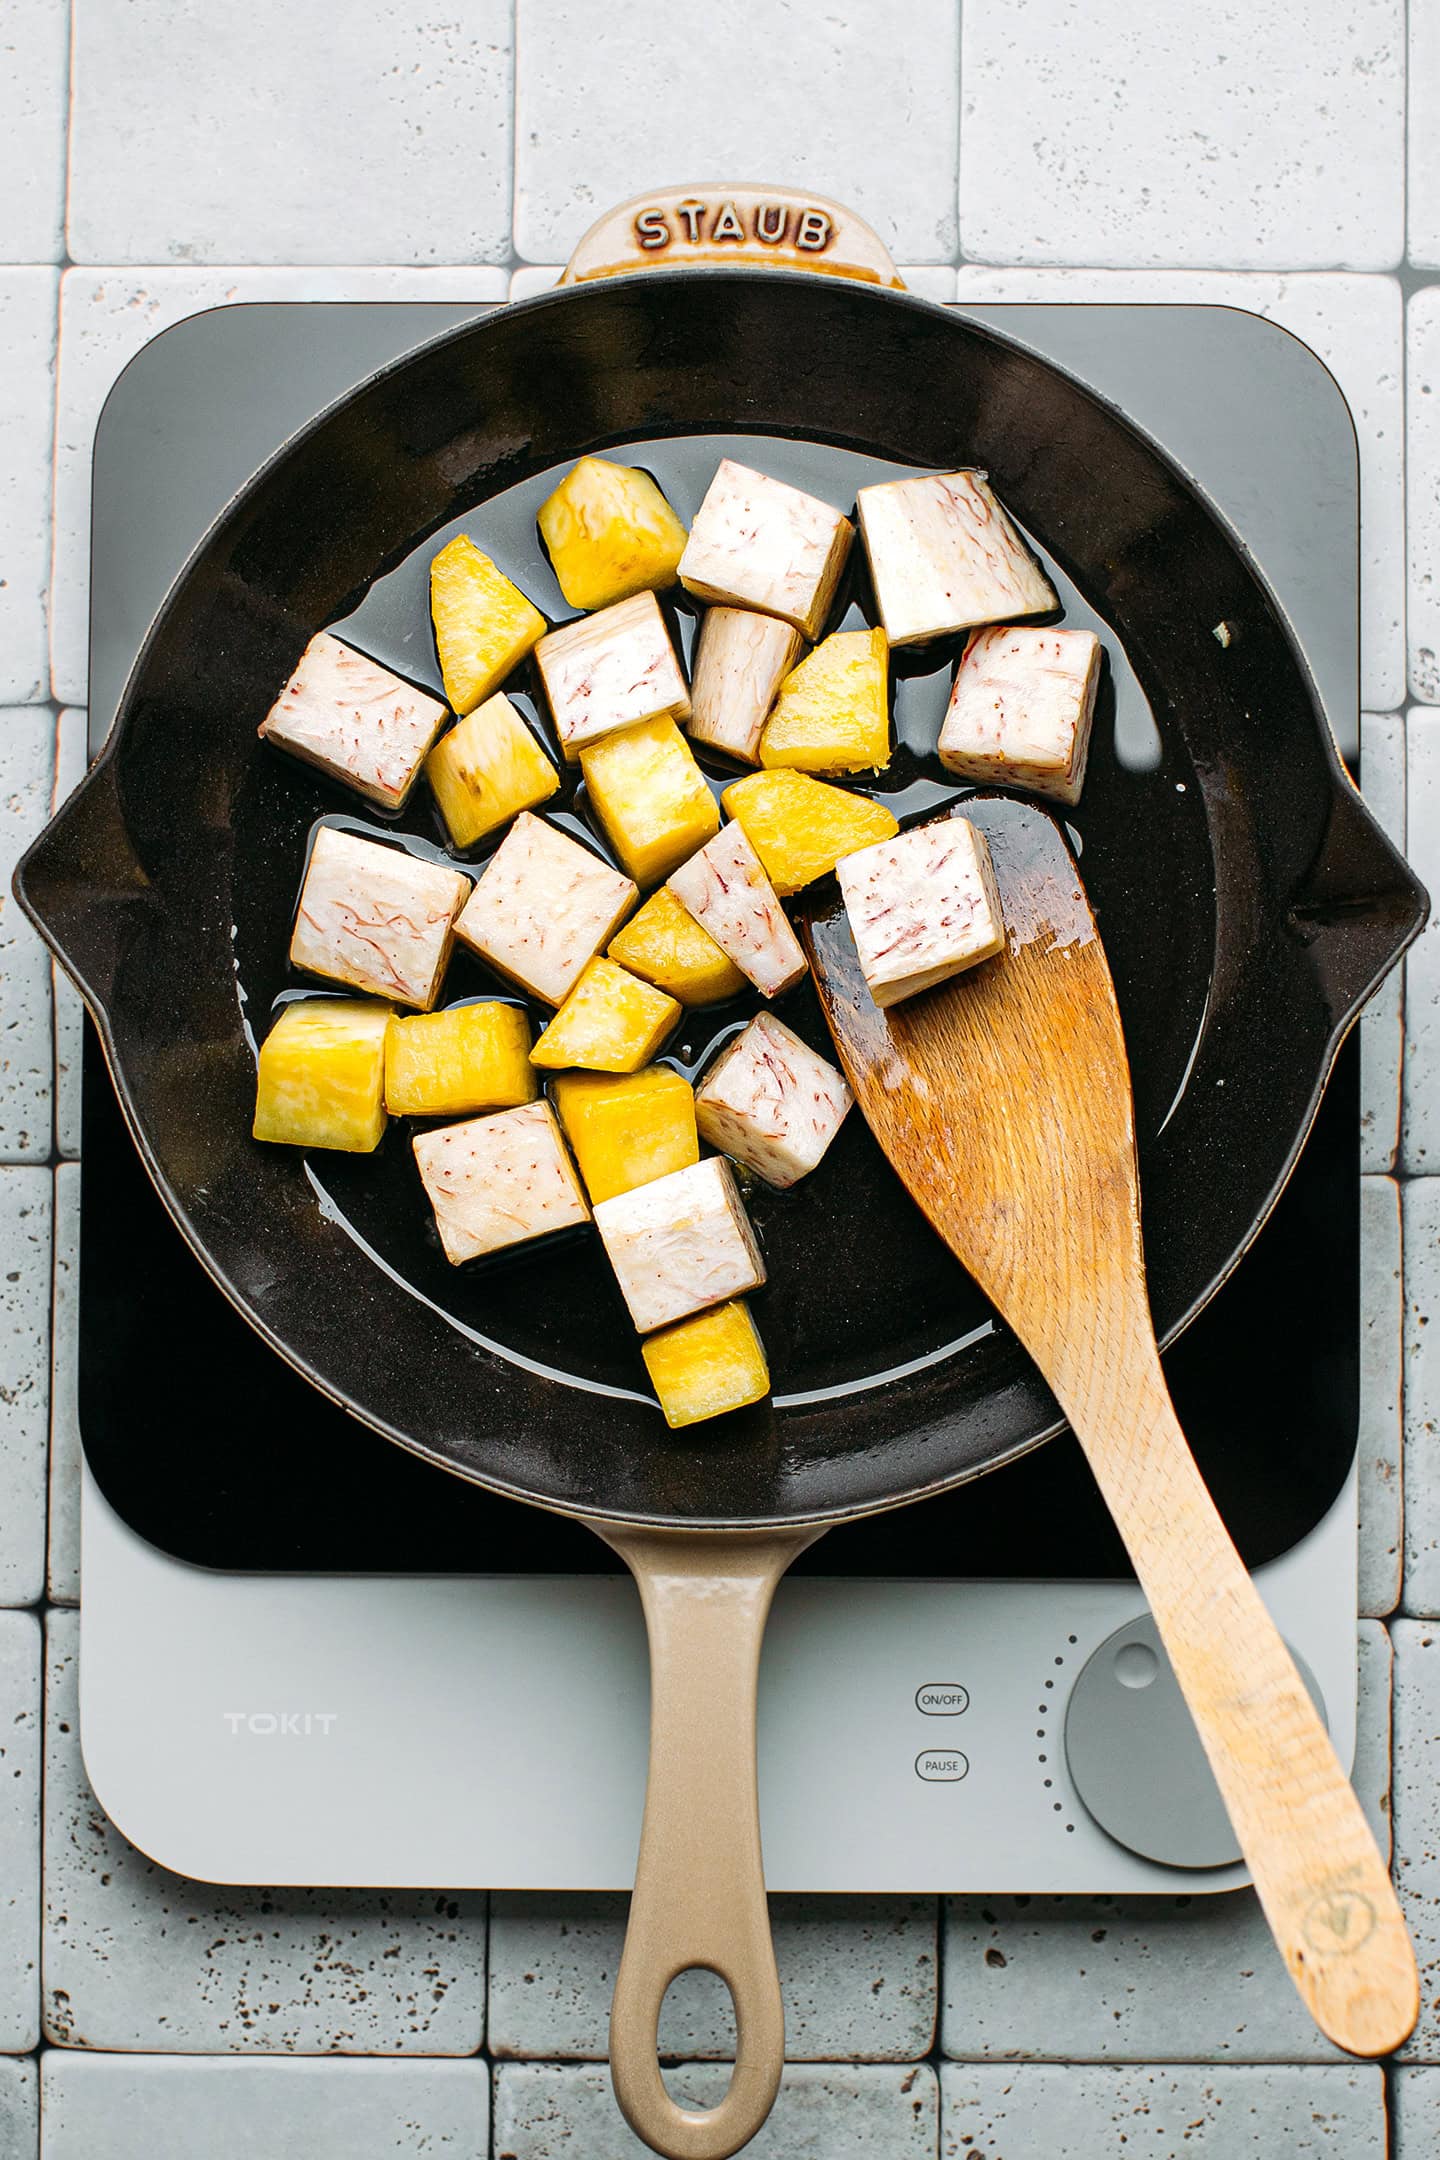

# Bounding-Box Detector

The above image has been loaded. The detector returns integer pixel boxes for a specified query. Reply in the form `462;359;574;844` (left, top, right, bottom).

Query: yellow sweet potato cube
580;715;721;886
430;535;547;716
720;768;900;896
641;1300;771;1428
607;889;746;1006
538;455;688;612
550;1066;698;1204
385;1001;537;1117
530;958;681;1073
253;998;390;1153
759;626;890;775
426;692;559;849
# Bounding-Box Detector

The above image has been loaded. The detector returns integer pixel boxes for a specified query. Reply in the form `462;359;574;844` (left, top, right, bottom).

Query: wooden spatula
802;795;1418;2059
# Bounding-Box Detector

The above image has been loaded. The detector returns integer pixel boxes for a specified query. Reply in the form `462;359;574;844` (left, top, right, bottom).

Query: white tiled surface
939;2062;1385;2156
959;0;1404;271
40;2053;491;2158
2;6;1438;2150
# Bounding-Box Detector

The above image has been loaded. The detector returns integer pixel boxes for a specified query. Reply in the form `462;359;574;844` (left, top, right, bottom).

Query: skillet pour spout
1288;765;1428;1031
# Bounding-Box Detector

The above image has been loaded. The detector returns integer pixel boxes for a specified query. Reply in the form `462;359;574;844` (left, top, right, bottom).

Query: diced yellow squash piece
642;1299;771;1428
253;998;390;1153
385;1001;537;1118
580;715;721;886
720;768;901;896
426;692;559;849
607;889;746;1006
759;626;890;775
537;456;689;613
430;535;546;716
530;958;681;1073
551;1066;698;1204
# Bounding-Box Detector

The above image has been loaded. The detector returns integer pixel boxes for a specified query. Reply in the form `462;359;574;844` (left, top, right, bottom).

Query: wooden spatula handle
1067;1340;1417;2059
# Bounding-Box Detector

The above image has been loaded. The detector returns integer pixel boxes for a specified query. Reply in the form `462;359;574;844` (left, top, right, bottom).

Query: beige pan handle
560;183;905;289
589;1525;823;2160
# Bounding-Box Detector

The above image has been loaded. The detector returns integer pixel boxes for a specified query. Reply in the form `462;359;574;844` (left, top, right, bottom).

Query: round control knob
1063;1613;1326;1869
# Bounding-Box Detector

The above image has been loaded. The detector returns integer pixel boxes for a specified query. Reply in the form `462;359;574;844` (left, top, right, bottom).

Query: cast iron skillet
15;196;1426;2159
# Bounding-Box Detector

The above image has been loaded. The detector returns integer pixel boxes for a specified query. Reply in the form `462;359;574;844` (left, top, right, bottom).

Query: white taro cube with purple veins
667;820;807;998
259;630;449;809
856;470;1057;647
289;824;471;1010
678;460;854;642
592;1155;767;1334
938;625;1102;807
453;812;638;1006
837;816;1006;1010
536;590;691;757
413;1100;590;1266
687;606;806;764
695;1012;852;1189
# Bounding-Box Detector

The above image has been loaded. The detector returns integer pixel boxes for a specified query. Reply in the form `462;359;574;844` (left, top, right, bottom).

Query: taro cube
259;631;448;810
667;822;807;999
290;826;470;1011
837;815;1005;1009
696;1012;851;1189
453;812;637;1006
593;1155;766;1334
688;607;805;764
536;591;690;758
642;1300;771;1428
856;470;1056;646
938;626;1102;807
678;460;853;641
413;1099;589;1266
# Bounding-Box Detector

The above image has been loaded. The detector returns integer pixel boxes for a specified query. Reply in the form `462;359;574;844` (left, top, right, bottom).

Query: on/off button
916;1682;969;1716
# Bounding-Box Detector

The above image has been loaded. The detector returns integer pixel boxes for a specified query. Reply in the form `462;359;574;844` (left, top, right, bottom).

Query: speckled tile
960;0;1403;270
1411;297;1440;702
0;710;55;1163
41;1612;486;2053
0;271;57;706
1360;712;1408;1172
0;1611;41;2054
939;2061;1384;2155
0;0;67;264
0;2059;37;2159
40;2052;490;2157
489;1894;935;2062
954;268;1405;710
67;2;512;266
1403;707;1440;1171
1392;1620;1440;2057
1359;1177;1404;1616
50;711;88;1162
1414;4;1440;268
941;1624;1390;2061
1394;2065;1440;2157
1403;1176;1440;1616
513;0;960;264
492;2062;937;2160
0;1168;50;1609
47;1163;79;1606
50;266;509;710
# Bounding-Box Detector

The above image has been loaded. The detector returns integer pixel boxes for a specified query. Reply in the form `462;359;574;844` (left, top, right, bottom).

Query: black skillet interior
18;273;1424;1528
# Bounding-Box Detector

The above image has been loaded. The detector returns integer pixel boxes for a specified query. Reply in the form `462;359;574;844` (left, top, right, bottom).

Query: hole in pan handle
559;184;907;291
591;1521;824;2160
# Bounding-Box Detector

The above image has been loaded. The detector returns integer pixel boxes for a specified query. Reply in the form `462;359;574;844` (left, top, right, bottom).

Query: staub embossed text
633;198;835;254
